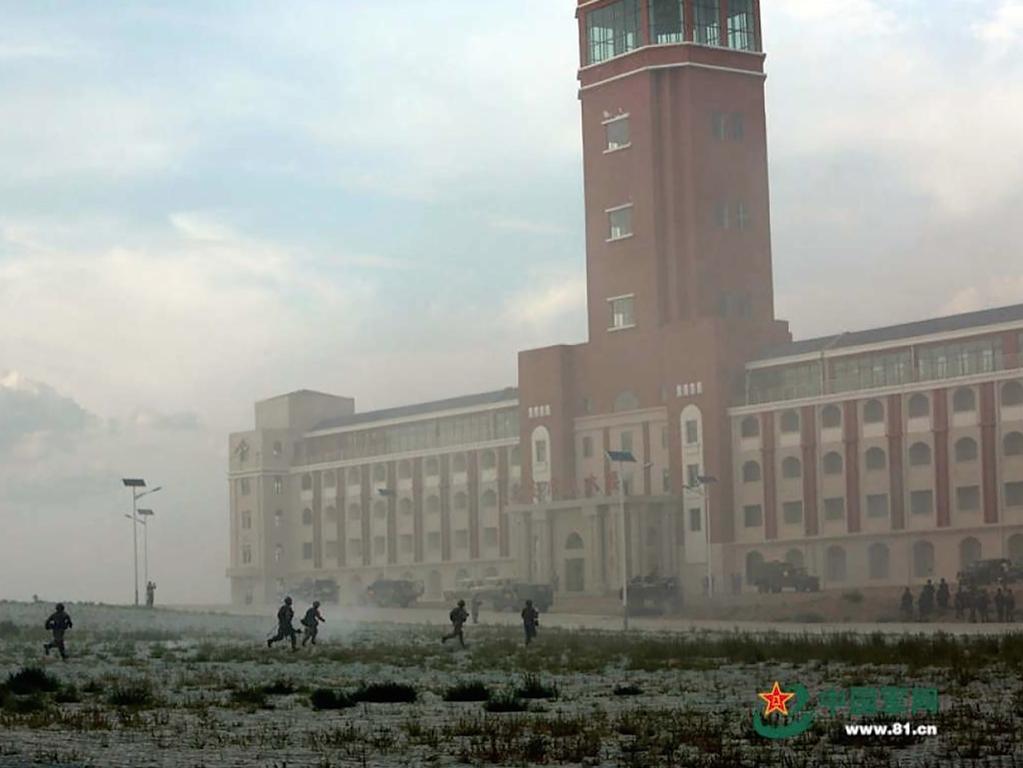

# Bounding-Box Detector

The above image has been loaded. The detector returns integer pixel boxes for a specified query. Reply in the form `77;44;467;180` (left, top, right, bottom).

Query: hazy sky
3;0;1023;604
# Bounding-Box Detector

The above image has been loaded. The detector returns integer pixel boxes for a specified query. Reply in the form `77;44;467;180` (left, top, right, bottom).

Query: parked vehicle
446;579;554;613
622;576;682;616
365;579;424;608
752;561;820;593
958;558;1023;588
291;578;340;605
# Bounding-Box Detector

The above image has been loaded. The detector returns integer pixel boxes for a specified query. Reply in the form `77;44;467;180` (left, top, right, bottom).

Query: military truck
752;561;820;593
622;576;682;616
365;579;424;608
959;558;1023;588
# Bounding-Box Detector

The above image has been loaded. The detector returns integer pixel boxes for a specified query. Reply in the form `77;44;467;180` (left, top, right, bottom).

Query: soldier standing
994;588;1006;623
43;603;73;660
918;579;935;620
977;588;991;623
936;578;950;611
300;601;326;647
470;594;483;625
521;599;540;646
267;596;298;651
441;600;469;648
900;587;914;621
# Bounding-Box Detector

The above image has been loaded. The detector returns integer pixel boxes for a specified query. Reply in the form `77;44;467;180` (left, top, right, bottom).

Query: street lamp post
606;450;638;631
688;475;718;597
121;479;162;607
137;509;155;586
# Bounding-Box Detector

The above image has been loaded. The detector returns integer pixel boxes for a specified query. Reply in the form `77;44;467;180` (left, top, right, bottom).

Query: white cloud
974;0;1023;52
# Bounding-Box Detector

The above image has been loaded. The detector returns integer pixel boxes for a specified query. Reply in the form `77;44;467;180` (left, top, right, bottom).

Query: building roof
311;387;519;432
753;302;1023;363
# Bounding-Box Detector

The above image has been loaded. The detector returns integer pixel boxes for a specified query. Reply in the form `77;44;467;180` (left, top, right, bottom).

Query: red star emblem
758;682;796;717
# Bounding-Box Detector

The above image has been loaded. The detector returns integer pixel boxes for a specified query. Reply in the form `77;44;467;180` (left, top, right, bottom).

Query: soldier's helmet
526;599;533;606
457;599;466;607
284;596;293;605
313;600;320;608
56;603;65;612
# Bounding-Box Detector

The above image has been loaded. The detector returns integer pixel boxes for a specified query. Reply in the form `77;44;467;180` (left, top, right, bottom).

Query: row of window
740;481;1023;530
741;382;1023;437
586;0;758;65
741;432;1023;483
605;200;752;241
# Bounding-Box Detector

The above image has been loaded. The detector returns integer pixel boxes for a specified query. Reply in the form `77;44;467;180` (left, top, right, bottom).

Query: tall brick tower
512;0;789;596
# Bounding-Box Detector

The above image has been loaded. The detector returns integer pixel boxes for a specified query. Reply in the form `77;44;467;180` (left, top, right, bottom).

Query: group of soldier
439;597;540;648
900;578;1017;622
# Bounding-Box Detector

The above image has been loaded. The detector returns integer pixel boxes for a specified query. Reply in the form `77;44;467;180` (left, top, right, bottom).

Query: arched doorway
868;542;889;580
959;537;982;570
565;532;585;592
825;545;846;582
913;541;934;578
745;551;764;585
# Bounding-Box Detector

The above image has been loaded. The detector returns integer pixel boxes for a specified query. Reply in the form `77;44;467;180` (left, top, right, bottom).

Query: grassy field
1;601;1023;767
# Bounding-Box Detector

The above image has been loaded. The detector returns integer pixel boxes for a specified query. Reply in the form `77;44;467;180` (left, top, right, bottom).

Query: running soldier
43;603;73;660
441;600;469;648
300;601;326;647
521;599;540;646
267;596;298;651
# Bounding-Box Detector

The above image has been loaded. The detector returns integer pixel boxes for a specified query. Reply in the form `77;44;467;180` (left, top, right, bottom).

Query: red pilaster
761;413;777;540
933;390;951;528
843;401;861;533
887;395;905;530
980;382;999;525
800;406;818;537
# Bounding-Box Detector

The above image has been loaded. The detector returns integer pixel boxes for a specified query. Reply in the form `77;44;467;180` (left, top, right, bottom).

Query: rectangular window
736;202;750;230
535;440;548;464
622;472;634;495
715;201;731;229
241;544;252;564
241;510;251;530
427;532;441;551
782;501;803;525
689;507;702;532
1006;481;1023;507
455;529;469;549
662;468;671;493
621;430;634;453
302;542;313;560
605;116;630;150
824;497;845;521
273;477;284;495
484;527;499;547
608;295;636;330
693;0;721;46
324;540;338;559
712;112;728;140
957;485;981;512
240;477;251;496
743;504;763;528
866;493;890;518
910;490;934;516
650;0;685;44
608;205;634;240
730;113;745;140
685;419;699;444
727;0;757;51
373;536;386;556
582;436;594;458
687;463;700;487
399;534;414;553
586;0;642;64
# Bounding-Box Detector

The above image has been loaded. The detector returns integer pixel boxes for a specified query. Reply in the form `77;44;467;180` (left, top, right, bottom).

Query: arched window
425;457;440;476
784;548;804;568
425;496;440;515
780;410;800;434
398;461;412;479
301;473;313;491
481;451;497;470
348;467;361;484
531;426;551;469
781;456;802;479
613;390;641;412
825;545;846;581
565;532;584;550
959;537;982;570
863;399;884;424
398;498;412;516
373;464;387;482
741;461;761;483
1004;432;1023;456
740;416;760;438
822;452;844;475
482;490;498;508
452;453;467;473
427;570;442;596
821;405;842;429
745;551;764;585
908;393;930;419
302;508;313;525
453;492;468;510
909;442;932;466
954;437;978;463
868;543;889;580
865;447;887;471
348;503;361;520
913;541;934;577
953;387;976;413
373;500;387;519
1003;380;1023;407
